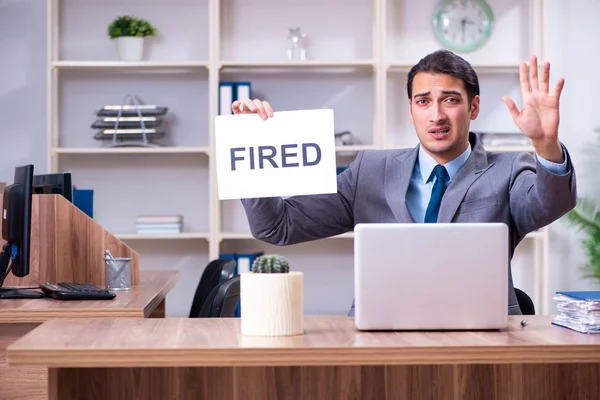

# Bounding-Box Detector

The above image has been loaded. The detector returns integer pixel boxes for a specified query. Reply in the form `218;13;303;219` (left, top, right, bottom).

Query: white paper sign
215;109;337;200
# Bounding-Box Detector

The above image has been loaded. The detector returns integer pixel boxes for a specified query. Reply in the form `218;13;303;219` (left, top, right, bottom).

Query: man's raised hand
502;56;565;162
232;99;274;120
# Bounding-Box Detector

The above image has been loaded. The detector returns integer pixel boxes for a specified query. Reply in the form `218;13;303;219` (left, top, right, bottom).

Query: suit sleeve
239;151;364;246
508;143;577;239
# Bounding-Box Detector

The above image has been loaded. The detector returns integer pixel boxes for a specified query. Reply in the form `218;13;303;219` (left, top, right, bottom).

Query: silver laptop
353;222;509;331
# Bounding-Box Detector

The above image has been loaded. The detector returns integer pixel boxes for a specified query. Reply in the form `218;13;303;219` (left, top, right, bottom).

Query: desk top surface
7;315;600;368
0;270;180;323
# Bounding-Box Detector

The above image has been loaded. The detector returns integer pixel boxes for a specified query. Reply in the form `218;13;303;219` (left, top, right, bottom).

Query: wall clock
432;0;494;53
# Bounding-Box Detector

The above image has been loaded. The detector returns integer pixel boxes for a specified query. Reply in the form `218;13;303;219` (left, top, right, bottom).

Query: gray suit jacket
241;132;577;315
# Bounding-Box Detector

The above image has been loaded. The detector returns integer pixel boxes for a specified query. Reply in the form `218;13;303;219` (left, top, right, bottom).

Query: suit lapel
437;133;494;223
384;146;418;223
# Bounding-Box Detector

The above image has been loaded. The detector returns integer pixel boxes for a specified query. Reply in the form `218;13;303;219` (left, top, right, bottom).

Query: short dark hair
406;49;480;104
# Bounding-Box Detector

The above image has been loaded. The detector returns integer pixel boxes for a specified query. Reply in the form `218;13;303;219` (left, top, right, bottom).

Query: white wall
0;0;48;181
1;0;599;316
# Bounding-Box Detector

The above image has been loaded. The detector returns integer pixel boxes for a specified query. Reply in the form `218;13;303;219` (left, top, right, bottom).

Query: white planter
240;271;303;336
115;37;145;61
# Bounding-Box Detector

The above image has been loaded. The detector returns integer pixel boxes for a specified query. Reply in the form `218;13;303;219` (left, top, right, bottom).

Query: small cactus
252;254;290;273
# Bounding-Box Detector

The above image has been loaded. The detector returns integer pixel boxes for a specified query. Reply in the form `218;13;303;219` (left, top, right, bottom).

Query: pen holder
240;271;304;337
104;257;132;291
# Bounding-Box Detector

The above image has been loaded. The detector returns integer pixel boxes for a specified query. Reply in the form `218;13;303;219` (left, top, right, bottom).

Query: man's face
409;72;480;164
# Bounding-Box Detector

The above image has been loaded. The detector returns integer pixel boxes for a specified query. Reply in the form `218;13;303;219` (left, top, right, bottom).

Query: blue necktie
424;165;449;223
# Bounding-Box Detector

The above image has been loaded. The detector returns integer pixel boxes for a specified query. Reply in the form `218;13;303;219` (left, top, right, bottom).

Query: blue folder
556;291;600;301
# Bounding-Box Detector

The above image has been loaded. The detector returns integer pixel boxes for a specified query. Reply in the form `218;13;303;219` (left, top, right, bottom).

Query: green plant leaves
564;197;600;282
108;15;157;39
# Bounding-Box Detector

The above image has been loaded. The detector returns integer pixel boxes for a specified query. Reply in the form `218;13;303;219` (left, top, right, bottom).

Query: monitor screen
33;172;72;202
10;165;33;277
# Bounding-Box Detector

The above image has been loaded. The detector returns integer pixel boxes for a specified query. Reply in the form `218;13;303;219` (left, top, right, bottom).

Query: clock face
433;0;494;52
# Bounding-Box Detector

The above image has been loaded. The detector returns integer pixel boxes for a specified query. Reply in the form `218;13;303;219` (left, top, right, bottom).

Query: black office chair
189;259;236;318
515;287;535;315
199;275;240;318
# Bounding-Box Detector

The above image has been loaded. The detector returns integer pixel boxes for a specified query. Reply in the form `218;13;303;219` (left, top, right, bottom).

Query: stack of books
552;291;600;333
135;215;183;235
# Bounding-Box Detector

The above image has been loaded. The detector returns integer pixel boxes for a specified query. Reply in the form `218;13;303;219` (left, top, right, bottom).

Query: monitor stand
0;243;43;299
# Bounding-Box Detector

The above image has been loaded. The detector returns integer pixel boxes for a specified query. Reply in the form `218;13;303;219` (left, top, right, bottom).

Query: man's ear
408;98;414;124
470;95;480;120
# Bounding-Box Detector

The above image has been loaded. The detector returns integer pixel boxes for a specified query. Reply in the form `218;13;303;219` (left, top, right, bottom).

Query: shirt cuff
535;144;569;176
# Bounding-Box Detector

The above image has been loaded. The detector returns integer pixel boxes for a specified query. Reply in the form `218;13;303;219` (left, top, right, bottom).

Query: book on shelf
552;291;600;334
135;215;183;234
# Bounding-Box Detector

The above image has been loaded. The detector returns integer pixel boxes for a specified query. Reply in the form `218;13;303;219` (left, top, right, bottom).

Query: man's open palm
502;56;565;144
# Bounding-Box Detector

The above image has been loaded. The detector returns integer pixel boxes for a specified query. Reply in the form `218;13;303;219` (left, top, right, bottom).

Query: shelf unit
46;0;552;315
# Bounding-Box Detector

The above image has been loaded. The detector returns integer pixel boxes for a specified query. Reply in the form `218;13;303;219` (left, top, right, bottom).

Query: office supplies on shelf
219;82;234;115
287;27;307;60
219;81;253;116
38;282;116;300
73;189;94;218
552;291;600;333
92;94;169;147
135;214;183;234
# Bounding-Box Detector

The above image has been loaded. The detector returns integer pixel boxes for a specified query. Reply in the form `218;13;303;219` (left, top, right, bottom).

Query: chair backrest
189;259;236;318
199;275;241;318
515;287;535;315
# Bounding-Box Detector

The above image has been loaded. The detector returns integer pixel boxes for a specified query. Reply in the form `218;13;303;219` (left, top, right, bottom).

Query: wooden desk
1;269;180;400
7;315;600;400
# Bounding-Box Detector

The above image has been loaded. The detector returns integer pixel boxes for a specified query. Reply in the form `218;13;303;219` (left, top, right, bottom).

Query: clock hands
460;17;475;43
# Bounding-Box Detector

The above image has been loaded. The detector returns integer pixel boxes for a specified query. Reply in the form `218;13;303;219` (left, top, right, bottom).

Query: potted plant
240;254;304;336
107;15;157;61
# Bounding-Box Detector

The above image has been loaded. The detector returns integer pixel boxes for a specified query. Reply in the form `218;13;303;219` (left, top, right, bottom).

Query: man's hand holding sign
215;99;337;200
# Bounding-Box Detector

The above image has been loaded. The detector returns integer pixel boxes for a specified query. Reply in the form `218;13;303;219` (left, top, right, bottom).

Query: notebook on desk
353;222;509;331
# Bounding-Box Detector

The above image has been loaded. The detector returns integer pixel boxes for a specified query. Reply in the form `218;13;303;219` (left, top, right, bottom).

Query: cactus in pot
241;254;303;336
252;255;290;273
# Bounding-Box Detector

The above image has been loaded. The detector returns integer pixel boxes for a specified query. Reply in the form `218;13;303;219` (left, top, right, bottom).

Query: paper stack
135;215;183;234
552;291;600;333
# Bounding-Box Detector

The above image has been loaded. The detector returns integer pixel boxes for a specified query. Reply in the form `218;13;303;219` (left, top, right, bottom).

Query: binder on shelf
73;189;94;219
219;81;253;115
235;81;251;103
219;82;234;115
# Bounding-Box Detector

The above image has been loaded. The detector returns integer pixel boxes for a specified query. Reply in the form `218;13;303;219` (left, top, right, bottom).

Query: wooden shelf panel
115;232;210;240
483;145;535;153
387;63;522;74
336;145;377;152
219;60;375;69
53;61;209;70
220;232;354;240
52;147;210;155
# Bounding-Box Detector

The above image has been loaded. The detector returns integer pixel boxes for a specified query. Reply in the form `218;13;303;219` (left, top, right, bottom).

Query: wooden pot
240;271;303;336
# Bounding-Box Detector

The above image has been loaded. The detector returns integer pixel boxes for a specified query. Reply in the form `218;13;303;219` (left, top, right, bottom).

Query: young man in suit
231;49;577;315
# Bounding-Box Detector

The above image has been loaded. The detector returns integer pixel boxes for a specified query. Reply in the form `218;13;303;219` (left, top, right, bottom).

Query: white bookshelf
114;232;210;240
52;146;210;155
46;0;552;315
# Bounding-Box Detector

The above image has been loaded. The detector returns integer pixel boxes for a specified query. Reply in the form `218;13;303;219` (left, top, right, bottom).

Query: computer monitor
33;172;72;202
0;164;43;299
